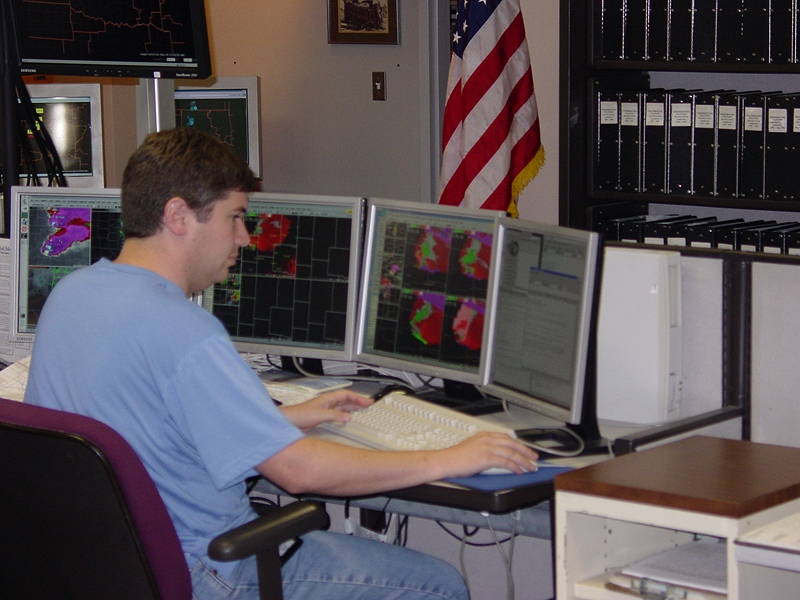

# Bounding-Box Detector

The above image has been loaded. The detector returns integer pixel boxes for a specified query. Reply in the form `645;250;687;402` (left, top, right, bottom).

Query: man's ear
163;197;191;235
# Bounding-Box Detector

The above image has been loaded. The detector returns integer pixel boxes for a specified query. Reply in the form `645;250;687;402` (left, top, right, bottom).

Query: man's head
121;128;255;238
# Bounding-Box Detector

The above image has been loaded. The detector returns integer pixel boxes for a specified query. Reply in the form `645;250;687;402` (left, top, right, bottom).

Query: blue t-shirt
25;259;304;575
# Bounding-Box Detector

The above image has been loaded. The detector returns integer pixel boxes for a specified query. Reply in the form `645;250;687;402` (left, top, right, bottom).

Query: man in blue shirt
26;127;537;600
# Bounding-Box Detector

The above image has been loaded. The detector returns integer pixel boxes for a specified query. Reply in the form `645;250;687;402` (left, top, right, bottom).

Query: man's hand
438;432;540;477
279;389;373;431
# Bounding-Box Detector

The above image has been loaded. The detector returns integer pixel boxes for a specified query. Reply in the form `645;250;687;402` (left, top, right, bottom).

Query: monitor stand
280;356;325;376
415;379;503;416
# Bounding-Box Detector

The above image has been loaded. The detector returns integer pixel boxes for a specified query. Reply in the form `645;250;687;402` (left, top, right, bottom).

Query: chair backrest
0;397;192;600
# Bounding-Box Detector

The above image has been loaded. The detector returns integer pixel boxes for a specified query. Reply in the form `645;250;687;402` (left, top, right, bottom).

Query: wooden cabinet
553;436;800;599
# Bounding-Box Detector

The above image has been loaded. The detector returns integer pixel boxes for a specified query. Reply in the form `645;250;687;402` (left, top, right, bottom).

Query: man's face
186;191;250;294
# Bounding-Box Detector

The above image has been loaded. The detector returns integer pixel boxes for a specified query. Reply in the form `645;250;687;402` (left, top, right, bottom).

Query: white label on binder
744;106;764;131
646;103;665;126
600;101;618;124
793;108;800;133
768;108;788;133
718;105;737;130
695;104;714;129
671;104;692;127
621;102;639;125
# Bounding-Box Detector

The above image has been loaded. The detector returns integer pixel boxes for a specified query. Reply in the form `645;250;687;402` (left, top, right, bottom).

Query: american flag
438;0;544;217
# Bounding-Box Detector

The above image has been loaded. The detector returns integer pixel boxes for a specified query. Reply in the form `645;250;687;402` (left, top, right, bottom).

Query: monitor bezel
8;185;123;344
24;83;105;188
174;77;262;178
10;0;212;79
479;218;602;425
355;198;504;386
204;192;365;362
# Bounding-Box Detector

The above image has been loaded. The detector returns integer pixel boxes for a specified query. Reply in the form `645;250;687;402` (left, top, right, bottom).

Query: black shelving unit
559;0;800;231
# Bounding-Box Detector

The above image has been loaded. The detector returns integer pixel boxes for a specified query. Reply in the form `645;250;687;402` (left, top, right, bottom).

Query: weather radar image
15;192;123;335
365;206;497;374
207;198;355;353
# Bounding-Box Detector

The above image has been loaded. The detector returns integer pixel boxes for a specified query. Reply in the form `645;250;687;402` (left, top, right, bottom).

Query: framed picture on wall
328;0;399;45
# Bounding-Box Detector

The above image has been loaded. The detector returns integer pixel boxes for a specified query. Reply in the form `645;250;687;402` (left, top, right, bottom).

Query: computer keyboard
317;391;516;451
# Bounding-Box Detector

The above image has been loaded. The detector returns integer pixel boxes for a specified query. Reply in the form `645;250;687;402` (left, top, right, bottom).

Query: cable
484;512;518;600
501;399;586;458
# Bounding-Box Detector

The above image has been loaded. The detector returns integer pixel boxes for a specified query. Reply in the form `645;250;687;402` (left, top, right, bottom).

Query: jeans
190;530;470;600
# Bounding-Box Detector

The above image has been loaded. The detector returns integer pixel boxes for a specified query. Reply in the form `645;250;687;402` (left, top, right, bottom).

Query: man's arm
256;432;538;497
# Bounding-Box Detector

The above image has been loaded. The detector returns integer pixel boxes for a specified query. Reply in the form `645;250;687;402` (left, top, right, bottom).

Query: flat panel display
202;193;364;362
10;0;211;79
9;186;124;343
356;198;503;385
481;218;602;426
14;83;104;188
175;77;261;178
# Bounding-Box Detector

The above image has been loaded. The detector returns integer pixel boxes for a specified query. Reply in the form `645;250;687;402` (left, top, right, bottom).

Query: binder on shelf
685;218;745;248
667;90;695;195
692;91;718;196
665;216;719;246
769;0;795;63
716;0;743;62
714;92;740;197
788;101;800;201
668;0;693;61
624;0;647;60
618;215;686;244
599;0;624;59
764;94;794;200
740;0;770;63
646;0;669;61
618;90;643;192
586;202;648;238
785;229;800;255
596;89;621;191
738;93;769;199
761;224;800;254
642;215;699;245
692;0;718;62
714;220;775;250
595;214;647;241
642;89;669;194
737;222;798;252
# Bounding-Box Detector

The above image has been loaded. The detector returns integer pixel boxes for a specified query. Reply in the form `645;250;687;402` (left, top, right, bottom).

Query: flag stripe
439;59;534;206
438;0;544;214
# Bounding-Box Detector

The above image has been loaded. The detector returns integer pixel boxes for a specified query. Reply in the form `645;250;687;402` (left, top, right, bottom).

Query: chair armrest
208;501;329;562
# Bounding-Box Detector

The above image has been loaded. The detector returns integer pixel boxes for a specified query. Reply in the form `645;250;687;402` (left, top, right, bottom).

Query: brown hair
120;128;255;238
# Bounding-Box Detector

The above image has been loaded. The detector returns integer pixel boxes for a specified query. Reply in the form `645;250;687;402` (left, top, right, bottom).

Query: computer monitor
481;218;603;443
201;193;364;363
10;0;211;79
15;83;104;188
356;198;504;386
8;186;124;343
175;77;261;178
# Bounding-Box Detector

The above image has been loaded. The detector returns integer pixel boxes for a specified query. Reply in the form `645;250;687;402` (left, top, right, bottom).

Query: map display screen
202;194;363;360
12;189;123;339
358;201;500;381
11;0;211;79
175;89;249;166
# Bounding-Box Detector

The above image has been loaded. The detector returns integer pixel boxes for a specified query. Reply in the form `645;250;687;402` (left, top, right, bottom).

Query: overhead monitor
9;83;105;188
10;0;211;79
201;193;364;362
8;186;124;343
481;218;603;435
356;198;503;385
174;77;261;178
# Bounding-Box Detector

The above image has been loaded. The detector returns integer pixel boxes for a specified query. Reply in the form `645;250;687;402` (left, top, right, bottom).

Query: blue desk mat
444;464;575;491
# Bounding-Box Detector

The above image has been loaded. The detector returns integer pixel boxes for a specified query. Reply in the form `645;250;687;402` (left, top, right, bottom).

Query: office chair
0;397;329;600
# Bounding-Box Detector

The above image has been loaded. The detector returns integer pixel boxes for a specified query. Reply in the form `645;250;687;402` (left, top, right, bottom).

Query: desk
554;436;800;600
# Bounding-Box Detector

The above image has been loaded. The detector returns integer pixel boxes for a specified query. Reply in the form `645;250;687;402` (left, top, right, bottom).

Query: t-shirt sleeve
165;335;304;490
